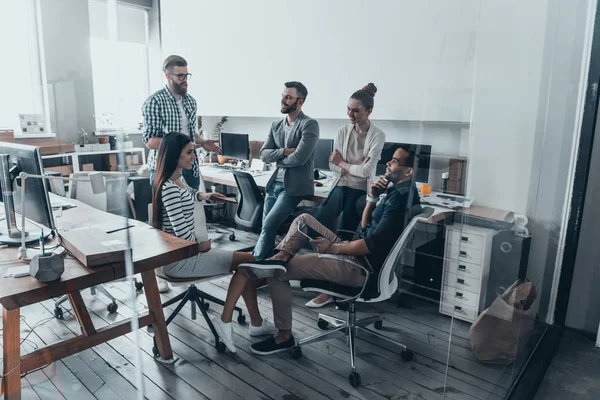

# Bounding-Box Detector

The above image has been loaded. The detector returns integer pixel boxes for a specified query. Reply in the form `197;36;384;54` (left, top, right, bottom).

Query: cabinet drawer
440;303;477;322
447;229;484;250
445;259;482;279
444;271;480;294
442;285;479;309
446;244;483;265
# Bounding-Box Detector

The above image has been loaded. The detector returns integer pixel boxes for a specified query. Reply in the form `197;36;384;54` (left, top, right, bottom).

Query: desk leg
68;292;96;336
141;270;173;359
2;307;21;400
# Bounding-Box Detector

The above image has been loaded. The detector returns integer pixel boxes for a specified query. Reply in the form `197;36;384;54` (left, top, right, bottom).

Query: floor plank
106;279;366;400
6;225;544;400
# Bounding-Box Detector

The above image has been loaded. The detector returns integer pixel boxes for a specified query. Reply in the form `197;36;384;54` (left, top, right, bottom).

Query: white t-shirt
276;117;295;182
177;98;189;135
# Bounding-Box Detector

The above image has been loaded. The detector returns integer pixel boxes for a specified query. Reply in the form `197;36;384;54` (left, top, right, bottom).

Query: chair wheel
401;350;414;362
201;302;210;311
291;346;302;359
216;341;226;353
237;314;246;324
135;281;144;291
374;320;383;330
229;234;236;241
349;371;361;387
317;319;330;330
107;303;118;313
54;307;64;320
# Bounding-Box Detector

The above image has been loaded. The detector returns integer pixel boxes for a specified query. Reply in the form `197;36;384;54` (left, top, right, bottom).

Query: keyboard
212;164;235;170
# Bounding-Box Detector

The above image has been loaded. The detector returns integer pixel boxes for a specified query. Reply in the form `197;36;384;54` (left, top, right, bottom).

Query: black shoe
238;260;287;280
251;335;296;355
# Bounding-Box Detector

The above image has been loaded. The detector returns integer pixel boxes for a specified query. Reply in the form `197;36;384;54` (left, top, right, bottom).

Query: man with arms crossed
252;81;320;261
245;146;421;354
142;55;220;190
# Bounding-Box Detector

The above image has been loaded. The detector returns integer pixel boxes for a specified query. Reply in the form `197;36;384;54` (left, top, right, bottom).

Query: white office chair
147;203;245;355
291;206;434;388
68;171;130;216
54;171;141;319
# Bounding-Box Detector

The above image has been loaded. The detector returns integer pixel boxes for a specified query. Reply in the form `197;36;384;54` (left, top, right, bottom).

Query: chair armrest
316;254;372;303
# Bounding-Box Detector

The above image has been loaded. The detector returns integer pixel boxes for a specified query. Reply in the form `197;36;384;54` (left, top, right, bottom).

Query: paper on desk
5;266;30;278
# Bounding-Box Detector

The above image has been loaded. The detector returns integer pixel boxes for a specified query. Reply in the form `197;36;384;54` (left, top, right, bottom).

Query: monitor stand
0;226;42;245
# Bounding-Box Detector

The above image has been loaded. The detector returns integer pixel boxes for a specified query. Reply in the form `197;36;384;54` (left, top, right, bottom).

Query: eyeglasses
281;93;304;101
169;73;192;81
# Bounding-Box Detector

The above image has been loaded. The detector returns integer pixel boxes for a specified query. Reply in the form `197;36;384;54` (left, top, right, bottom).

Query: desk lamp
16;171;106;260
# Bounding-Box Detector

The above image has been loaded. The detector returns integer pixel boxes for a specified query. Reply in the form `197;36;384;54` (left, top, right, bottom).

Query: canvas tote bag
468;280;537;363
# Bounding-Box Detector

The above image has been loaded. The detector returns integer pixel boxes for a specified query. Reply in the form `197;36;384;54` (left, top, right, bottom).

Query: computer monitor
314;139;333;171
0;143;54;244
221;132;250;161
376;142;432;183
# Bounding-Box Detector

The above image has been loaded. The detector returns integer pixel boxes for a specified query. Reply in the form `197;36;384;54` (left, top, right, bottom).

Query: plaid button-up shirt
142;86;198;177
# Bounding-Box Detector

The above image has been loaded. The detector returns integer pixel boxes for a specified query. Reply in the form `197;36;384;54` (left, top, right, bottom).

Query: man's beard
172;82;187;96
281;100;298;114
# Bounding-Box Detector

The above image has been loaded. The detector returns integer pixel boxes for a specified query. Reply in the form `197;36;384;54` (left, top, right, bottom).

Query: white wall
161;0;479;122
158;0;564;213
0;0;46;133
40;0;96;141
467;0;548;214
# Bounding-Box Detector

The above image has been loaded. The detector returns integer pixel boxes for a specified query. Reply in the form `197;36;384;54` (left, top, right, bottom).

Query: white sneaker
305;296;335;308
212;317;236;353
157;277;169;293
249;318;278;337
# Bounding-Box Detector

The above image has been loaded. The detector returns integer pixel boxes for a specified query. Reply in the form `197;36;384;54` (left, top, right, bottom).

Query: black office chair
232;171;263;232
128;176;152;222
291;206;434;388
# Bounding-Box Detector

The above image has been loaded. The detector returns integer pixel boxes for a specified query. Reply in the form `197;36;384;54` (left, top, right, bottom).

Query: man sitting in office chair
252;81;320;261
241;145;421;355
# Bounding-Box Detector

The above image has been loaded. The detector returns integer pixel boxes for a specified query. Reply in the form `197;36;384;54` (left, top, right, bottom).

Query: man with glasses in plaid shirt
142;55;221;190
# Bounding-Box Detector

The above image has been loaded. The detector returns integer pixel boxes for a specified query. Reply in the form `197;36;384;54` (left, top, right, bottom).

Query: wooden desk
199;164;335;203
0;199;198;400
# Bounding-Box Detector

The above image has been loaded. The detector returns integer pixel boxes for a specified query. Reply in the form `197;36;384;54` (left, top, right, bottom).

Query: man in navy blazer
253;81;320;260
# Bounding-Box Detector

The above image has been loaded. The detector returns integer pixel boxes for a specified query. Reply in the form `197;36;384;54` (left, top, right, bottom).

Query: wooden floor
1;228;543;400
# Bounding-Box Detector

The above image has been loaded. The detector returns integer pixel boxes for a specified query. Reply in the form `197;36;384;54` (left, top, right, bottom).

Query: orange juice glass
421;183;432;196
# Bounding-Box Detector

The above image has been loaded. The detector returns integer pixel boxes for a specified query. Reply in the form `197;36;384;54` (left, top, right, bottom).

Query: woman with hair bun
308;83;386;308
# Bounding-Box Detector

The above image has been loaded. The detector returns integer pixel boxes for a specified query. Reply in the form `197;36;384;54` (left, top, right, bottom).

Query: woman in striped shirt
151;132;275;353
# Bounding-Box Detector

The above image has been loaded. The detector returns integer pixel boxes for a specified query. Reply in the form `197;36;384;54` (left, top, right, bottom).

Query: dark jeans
150;168;200;191
252;181;304;261
315;186;366;240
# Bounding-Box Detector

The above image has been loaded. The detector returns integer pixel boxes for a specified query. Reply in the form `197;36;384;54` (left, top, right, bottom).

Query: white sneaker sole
212;320;236;353
305;297;335;308
249;326;278;337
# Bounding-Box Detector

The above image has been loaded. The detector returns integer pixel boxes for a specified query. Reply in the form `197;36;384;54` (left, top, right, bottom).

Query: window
0;0;50;135
88;0;150;132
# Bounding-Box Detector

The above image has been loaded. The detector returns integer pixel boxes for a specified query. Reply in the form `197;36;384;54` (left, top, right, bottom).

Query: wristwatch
366;194;379;203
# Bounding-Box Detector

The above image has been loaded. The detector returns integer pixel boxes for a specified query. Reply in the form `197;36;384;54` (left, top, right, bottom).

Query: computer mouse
314;181;323;187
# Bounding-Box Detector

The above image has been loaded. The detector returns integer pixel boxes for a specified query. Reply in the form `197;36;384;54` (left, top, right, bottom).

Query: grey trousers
268;214;366;331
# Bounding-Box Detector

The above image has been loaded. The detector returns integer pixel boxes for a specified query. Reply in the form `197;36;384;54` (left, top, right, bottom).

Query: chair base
152;284;246;355
54;282;134;319
292;303;413;388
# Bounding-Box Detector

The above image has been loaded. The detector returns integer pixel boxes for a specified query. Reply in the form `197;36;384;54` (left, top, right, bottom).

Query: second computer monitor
221;132;250;161
376;142;432;183
314;139;334;171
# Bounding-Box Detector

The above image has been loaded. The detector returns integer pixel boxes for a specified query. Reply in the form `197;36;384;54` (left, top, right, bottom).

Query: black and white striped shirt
161;178;200;242
142;86;198;177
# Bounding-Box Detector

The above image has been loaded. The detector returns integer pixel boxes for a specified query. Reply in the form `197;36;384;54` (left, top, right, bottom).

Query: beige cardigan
329;123;386;191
